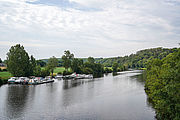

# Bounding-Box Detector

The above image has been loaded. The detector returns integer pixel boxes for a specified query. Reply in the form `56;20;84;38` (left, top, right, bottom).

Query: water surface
0;70;155;120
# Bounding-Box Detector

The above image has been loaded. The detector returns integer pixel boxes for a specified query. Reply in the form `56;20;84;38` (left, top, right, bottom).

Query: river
0;70;155;120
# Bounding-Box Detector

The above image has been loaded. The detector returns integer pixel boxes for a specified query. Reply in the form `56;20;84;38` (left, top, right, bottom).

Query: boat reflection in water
0;70;155;120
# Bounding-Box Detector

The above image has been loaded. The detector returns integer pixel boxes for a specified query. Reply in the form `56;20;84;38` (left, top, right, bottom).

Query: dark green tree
47;56;58;76
6;44;31;77
62;50;74;71
112;62;118;72
0;58;2;63
88;57;95;64
145;48;180;120
36;60;46;67
29;55;37;76
71;58;83;74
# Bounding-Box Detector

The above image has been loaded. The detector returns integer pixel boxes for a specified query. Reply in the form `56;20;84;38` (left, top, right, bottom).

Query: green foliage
104;67;112;73
0;77;8;85
71;58;83;74
112;62;118;72
40;68;50;78
2;69;7;72
36;60;46;67
87;57;95;64
0;58;2;63
96;47;177;68
145;48;180;120
63;70;73;76
62;50;74;71
6;44;31;77
47;56;58;75
33;65;41;76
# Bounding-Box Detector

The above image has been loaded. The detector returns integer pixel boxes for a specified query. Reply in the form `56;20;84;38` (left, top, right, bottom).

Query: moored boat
8;77;18;84
43;76;54;83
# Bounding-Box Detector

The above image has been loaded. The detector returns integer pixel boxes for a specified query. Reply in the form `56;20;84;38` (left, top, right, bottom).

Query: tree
62;50;74;71
145;48;180;120
0;58;2;63
112;62;118;72
88;57;95;64
71;58;83;74
47;56;58;76
6;44;31;77
36;60;46;67
29;55;37;76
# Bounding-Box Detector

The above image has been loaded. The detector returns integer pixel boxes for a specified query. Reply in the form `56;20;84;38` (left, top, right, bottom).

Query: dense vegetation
96;47;178;68
6;44;51;77
61;51;104;78
145;48;180;120
40;47;177;70
7;44;37;77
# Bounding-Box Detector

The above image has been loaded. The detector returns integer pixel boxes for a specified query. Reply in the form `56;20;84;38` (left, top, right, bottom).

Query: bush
63;70;72;76
57;72;62;75
104;67;112;73
0;77;8;85
3;69;7;72
0;78;2;85
40;69;50;77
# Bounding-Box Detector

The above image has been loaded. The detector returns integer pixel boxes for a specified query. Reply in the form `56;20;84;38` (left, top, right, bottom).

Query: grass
41;67;71;74
54;67;66;73
0;72;12;80
0;67;70;80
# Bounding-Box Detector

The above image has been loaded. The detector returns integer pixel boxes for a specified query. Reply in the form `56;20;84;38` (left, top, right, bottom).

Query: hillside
40;47;178;68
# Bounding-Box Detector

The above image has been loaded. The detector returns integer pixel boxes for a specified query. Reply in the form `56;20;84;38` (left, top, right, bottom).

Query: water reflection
0;70;155;120
5;85;29;119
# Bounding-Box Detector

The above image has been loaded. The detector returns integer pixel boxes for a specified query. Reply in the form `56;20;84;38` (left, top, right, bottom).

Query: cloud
0;0;179;59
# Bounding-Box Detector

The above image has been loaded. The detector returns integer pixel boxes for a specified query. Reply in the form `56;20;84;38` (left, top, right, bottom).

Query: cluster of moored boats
8;76;55;85
8;73;93;85
61;73;93;80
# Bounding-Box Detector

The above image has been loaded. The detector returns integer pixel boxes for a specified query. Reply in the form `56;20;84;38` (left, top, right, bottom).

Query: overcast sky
0;0;179;60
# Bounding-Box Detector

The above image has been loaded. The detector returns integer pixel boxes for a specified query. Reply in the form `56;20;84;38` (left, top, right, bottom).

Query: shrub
63;70;72;76
57;72;62;75
3;69;7;72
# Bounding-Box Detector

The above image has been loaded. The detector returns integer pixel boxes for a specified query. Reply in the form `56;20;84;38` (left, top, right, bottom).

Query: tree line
38;47;177;71
4;44;178;78
145;48;180;120
5;44;105;78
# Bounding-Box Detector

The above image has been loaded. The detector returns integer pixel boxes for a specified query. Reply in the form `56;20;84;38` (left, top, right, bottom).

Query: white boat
84;74;93;79
8;77;18;84
15;77;29;84
43;76;54;83
55;74;63;79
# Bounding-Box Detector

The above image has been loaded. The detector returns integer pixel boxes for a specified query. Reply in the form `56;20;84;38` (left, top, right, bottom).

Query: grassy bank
0;72;12;79
41;67;71;74
0;72;11;85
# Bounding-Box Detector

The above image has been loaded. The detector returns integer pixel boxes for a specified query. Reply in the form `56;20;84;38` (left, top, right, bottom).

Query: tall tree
0;58;2;63
36;60;46;67
6;44;31;77
29;55;37;76
112;62;118;72
62;50;74;71
47;56;58;76
71;58;83;74
88;57;95;64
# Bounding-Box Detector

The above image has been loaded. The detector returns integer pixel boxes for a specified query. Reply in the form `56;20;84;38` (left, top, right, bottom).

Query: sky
0;0;180;60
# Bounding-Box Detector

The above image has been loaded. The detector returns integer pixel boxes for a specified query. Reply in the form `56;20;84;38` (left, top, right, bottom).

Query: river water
0;70;155;120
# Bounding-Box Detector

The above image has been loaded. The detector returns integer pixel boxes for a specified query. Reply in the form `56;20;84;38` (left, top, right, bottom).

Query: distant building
0;63;7;70
0;63;6;67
